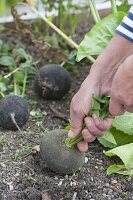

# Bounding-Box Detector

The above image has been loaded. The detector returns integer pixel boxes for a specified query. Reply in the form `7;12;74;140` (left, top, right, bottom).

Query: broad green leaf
0;55;15;67
98;129;117;148
98;127;133;148
76;12;126;61
105;143;133;169
113;112;133;135
107;164;133;176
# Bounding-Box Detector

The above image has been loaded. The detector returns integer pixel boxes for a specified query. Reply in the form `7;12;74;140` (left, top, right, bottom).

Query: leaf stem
91;0;101;21
14;79;17;95
65;133;83;148
110;0;117;13
65;96;111;148
87;0;100;24
21;72;27;97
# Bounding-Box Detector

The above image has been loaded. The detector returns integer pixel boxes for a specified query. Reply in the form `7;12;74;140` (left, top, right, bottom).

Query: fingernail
68;130;75;138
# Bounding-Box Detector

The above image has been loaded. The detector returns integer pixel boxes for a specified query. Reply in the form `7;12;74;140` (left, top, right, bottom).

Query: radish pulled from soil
34;64;71;100
0;95;30;130
40;129;85;175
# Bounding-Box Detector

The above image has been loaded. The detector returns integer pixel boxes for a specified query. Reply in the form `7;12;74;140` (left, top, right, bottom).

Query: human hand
68;76;112;152
68;35;133;152
110;55;133;115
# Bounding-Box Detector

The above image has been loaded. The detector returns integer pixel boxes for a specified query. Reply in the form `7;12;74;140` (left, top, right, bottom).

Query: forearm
88;6;133;82
89;34;133;81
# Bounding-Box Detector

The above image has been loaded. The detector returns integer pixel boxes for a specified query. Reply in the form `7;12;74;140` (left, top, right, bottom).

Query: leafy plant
0;40;36;98
76;0;131;61
40;0;81;37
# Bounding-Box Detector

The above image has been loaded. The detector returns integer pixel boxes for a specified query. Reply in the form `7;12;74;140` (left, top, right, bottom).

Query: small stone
102;194;107;197
85;157;88;163
0;163;6;168
58;180;63;186
105;183;110;187
111;179;118;185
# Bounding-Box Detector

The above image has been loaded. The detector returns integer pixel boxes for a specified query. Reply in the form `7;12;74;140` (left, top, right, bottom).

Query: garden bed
0;12;133;200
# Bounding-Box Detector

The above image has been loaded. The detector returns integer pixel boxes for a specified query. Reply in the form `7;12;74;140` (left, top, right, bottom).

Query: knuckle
111;91;119;101
125;98;133;107
95;120;101;127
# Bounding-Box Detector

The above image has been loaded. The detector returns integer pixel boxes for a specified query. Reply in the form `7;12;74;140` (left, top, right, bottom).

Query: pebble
85;157;88;163
0;163;6;168
58;180;63;186
111;179;117;185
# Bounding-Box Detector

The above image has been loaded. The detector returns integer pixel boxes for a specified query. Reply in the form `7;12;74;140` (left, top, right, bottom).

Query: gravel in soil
1;17;133;200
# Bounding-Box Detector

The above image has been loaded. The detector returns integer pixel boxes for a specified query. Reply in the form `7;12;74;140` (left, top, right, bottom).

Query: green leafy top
113;112;133;135
76;12;126;61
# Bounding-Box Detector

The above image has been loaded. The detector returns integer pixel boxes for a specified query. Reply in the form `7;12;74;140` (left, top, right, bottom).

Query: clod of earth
40;129;85;175
0;95;30;130
34;64;71;100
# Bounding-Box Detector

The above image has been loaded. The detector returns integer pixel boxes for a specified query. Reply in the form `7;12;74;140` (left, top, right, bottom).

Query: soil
0;12;133;200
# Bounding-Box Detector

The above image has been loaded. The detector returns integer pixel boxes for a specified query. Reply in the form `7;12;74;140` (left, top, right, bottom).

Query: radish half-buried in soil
0;95;30;130
40;129;85;175
34;64;71;100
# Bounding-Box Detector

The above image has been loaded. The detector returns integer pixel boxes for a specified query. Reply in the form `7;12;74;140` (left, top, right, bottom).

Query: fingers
84;117;103;136
82;129;96;142
77;140;88;152
68;92;92;138
109;98;125;116
92;114;112;132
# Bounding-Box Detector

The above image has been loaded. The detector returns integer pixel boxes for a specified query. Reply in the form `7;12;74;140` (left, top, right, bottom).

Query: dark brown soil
0;13;133;200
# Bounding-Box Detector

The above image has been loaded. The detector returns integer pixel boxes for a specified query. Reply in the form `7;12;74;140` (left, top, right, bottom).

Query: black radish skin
40;129;85;175
0;95;30;130
34;64;71;100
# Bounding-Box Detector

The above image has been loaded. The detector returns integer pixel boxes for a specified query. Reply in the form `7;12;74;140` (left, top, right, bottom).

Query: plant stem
22;72;27;97
91;0;101;21
22;3;95;63
110;0;117;13
4;67;20;78
58;0;63;30
87;0;100;24
65;96;111;148
32;7;78;48
65;133;83;148
14;79;17;95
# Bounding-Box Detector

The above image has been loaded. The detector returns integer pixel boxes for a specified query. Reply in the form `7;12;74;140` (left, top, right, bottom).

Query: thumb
109;97;125;116
68;114;84;138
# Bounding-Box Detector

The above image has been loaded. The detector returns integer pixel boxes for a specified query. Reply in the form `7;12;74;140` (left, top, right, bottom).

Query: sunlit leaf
77;12;126;61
